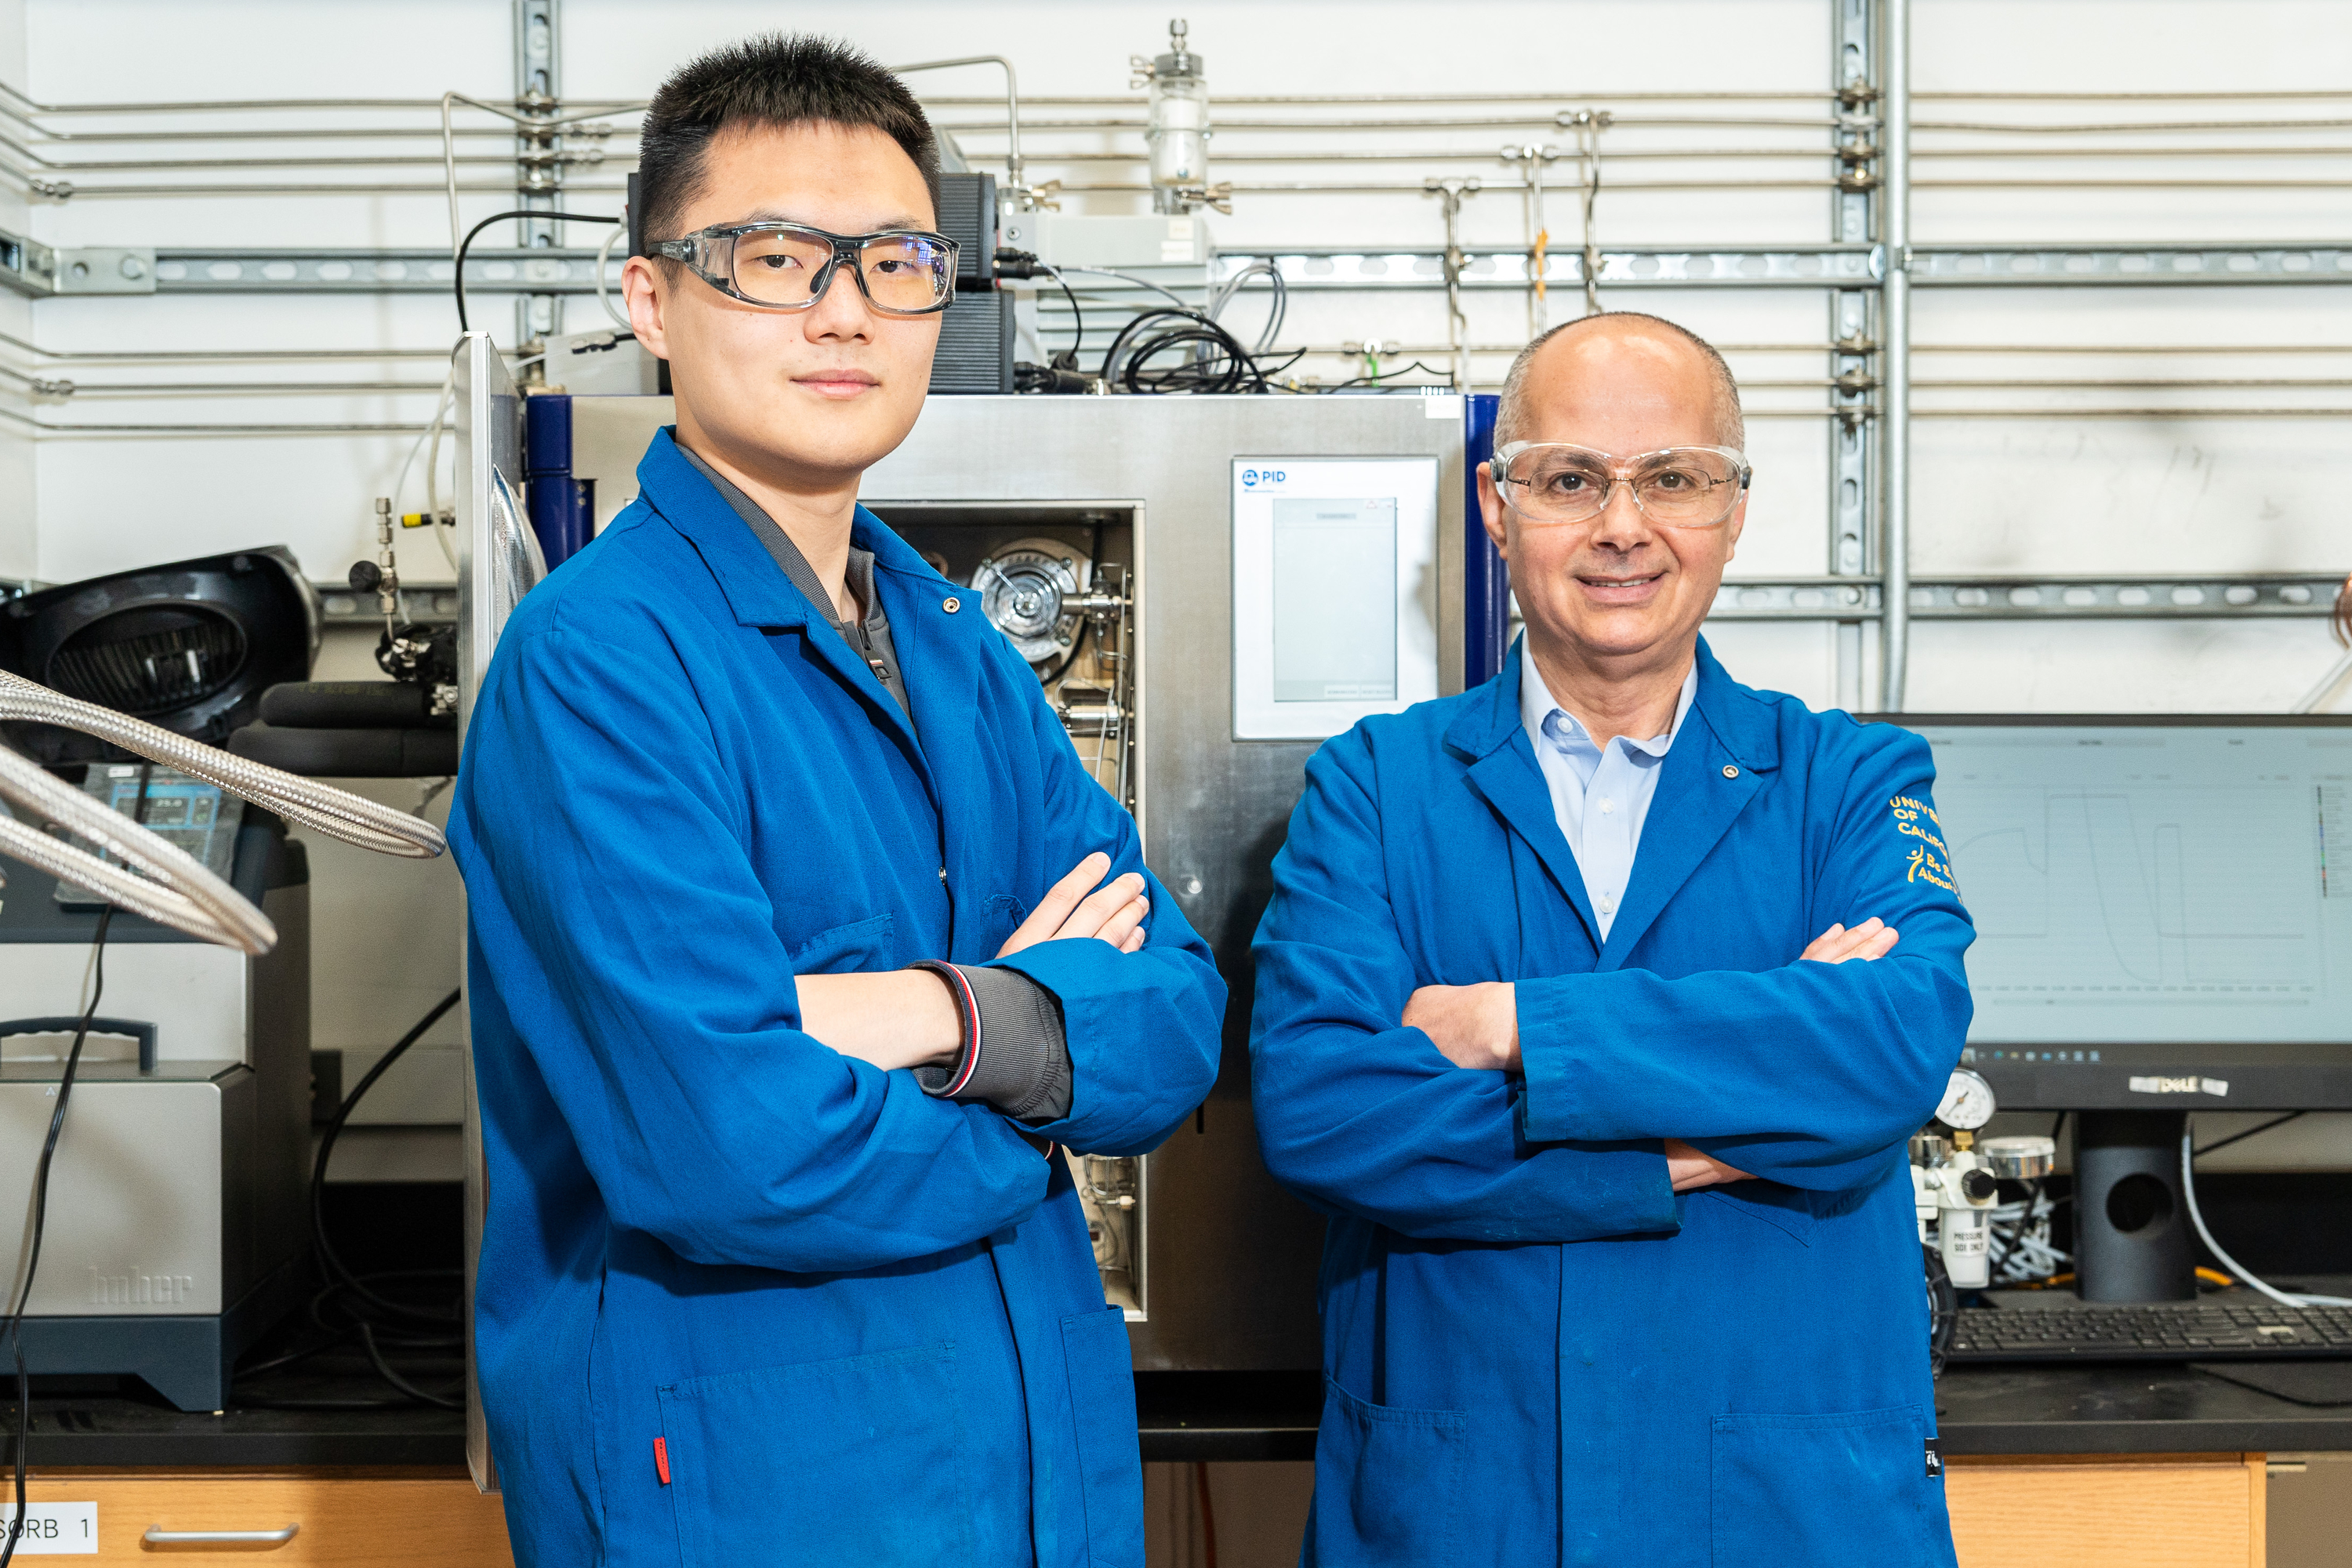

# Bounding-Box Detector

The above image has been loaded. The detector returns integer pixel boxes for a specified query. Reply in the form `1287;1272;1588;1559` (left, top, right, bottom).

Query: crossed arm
1403;916;1902;1191
793;851;1149;1072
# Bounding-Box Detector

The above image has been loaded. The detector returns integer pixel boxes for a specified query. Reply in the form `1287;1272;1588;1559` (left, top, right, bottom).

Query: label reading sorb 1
1;1502;98;1554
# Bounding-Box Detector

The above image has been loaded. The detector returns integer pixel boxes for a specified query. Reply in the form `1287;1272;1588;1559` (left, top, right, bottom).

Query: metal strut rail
0;0;2343;710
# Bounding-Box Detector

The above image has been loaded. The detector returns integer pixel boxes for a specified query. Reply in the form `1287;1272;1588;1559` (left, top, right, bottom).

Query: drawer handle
144;1523;301;1544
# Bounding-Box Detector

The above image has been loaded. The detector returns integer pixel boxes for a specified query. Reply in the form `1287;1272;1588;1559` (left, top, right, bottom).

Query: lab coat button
1722;764;1740;779
942;596;961;613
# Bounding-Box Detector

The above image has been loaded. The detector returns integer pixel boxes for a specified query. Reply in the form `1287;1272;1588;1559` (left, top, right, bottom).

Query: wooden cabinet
14;1468;514;1566
1947;1453;2266;1568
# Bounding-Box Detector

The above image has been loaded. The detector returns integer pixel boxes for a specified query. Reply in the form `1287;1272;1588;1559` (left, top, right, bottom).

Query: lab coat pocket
655;1341;975;1568
788;911;897;972
1060;1306;1145;1567
1694;1180;1819;1245
1709;1404;1929;1567
1309;1377;1467;1565
982;893;1031;958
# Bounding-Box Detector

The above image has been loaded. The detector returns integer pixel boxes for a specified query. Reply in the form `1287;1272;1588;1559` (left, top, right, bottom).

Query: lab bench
10;1361;2346;1564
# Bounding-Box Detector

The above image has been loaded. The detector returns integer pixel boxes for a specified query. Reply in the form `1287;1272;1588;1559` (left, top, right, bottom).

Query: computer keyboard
1946;1297;2352;1363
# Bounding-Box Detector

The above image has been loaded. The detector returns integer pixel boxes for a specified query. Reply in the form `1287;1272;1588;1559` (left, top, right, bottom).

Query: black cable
309;989;463;1324
4;766;147;1568
1040;263;1083;365
1102;307;1268;395
1251;347;1311;385
223;991;467;1413
453;210;620;332
2194;1110;2305;1159
357;1322;463;1411
1030;615;1092;688
1318;358;1461;392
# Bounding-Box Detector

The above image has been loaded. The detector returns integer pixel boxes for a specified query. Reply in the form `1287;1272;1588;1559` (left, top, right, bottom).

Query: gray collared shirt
676;441;1071;1120
677;445;912;720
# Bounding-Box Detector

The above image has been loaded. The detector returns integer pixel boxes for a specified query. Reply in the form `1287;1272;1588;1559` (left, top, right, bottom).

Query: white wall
12;0;2352;1171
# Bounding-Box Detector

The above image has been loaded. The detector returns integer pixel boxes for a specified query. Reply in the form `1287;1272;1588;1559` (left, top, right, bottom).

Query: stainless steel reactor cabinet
525;390;1475;1373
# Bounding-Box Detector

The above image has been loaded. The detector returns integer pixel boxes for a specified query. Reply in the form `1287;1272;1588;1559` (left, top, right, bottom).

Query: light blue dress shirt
1518;642;1699;939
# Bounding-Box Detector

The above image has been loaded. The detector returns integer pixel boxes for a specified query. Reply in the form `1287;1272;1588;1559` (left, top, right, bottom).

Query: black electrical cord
4;766;147;1568
357;1321;463;1411
224;989;466;1412
1102;307;1269;395
1040;263;1083;365
1319;358;1461;392
309;989;463;1324
453;209;621;332
2194;1110;2305;1159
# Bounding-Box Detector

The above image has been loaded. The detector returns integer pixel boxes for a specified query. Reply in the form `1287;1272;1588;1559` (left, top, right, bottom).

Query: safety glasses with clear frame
650;222;963;316
1492;441;1752;529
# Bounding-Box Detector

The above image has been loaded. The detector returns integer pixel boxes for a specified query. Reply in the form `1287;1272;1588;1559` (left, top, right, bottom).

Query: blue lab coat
1250;639;1974;1567
449;429;1224;1567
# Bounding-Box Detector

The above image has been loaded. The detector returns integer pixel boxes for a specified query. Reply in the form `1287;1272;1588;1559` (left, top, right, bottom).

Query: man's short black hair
637;34;942;245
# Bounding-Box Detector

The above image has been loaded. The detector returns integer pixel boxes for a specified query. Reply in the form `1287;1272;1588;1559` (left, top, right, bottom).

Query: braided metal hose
0;668;448;859
0;744;274;953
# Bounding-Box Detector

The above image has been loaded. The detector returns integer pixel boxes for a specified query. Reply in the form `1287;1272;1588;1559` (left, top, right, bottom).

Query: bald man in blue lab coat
449;38;1220;1566
1251;312;1976;1567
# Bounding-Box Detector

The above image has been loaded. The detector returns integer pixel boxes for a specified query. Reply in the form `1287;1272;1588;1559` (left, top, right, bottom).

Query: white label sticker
2;1502;98;1554
1422;394;1465;419
2128;1075;2226;1096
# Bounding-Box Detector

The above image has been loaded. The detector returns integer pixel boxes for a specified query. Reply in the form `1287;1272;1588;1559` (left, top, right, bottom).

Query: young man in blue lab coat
449;37;1223;1566
1251;313;1976;1566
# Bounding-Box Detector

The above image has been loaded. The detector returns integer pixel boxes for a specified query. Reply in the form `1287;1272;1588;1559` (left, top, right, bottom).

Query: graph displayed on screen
1908;722;2352;1046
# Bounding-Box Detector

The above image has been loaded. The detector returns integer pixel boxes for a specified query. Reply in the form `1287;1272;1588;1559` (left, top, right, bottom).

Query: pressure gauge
1934;1066;1996;1131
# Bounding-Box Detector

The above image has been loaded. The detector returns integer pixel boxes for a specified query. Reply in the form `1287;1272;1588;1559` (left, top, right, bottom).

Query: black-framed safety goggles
650;221;961;316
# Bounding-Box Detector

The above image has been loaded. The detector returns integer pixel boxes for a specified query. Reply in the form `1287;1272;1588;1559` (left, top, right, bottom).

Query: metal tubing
963;178;1842;196
938;113;1846;132
1916;115;2352;133
21;140;2352;179
1919;343;2352;354
931;91;1846;105
21;380;448;395
1910;406;2352;417
892;56;1023;203
0;409;427;434
1879;0;1911;711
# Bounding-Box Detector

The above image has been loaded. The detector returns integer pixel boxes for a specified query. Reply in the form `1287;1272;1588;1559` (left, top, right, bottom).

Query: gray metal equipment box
0;804;310;1410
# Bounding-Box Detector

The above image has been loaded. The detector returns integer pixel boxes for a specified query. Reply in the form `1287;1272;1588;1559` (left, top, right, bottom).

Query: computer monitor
1878;715;2352;1302
1884;715;2352;1113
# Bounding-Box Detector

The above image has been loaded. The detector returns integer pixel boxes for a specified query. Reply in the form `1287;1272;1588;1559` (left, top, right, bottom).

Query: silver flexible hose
0;668;448;859
0;744;274;953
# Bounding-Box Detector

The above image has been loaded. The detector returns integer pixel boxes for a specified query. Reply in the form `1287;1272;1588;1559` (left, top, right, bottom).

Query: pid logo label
1240;467;1287;488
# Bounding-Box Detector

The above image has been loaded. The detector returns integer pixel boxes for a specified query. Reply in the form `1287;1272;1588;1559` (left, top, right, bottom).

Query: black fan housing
1;546;319;764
